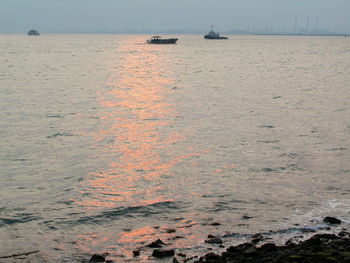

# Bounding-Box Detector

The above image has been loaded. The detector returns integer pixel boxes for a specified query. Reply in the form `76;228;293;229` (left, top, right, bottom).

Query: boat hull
147;38;178;44
204;35;228;39
27;30;40;36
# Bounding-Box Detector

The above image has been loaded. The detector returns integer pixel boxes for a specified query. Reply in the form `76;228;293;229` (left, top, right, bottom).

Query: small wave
68;201;183;226
7;158;30;162
258;164;302;173
0;214;42;227
47;133;74;138
278;153;298;159
222;225;327;239
257;140;279;144
326;147;347;151
289;198;350;229
46;114;64;118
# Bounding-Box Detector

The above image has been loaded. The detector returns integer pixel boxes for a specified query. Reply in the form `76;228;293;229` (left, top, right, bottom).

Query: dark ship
204;25;228;39
147;36;178;44
27;30;40;36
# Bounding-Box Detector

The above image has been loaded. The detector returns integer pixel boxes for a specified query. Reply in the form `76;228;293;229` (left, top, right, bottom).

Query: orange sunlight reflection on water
82;40;201;208
77;38;181;209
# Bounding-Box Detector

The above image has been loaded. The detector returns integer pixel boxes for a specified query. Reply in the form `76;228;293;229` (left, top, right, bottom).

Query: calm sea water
0;34;349;262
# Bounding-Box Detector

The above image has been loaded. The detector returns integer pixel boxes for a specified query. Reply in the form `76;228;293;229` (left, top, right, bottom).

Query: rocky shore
85;231;350;262
84;217;349;263
2;218;348;263
195;231;350;263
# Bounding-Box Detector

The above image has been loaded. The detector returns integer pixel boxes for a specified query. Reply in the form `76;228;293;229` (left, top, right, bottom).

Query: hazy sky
1;0;349;33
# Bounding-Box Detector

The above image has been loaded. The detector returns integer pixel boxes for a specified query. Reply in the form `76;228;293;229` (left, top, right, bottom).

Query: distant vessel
27;30;40;36
147;36;178;44
204;25;228;39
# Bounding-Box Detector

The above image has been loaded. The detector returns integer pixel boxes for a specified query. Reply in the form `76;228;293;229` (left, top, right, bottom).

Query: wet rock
285;238;295;246
260;243;277;252
152;249;175;258
88;254;105;262
227;242;253;253
146;239;166;248
324;216;342;225
251;237;262;244
243;247;257;255
205;237;223;244
251;234;263;244
338;231;350;238
184;255;198;262
203;252;222;261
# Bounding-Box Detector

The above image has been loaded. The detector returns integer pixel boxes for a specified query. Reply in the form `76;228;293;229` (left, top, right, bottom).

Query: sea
0;34;349;262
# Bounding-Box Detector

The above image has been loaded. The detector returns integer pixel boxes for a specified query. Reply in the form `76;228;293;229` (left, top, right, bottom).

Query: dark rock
173;257;180;263
285;239;295;246
146;239;166;248
204;252;221;261
152;249;175;258
260;243;277;252
252;237;262;244
132;250;140;257
251;234;263;244
184;255;198;262
105;261;114;263
210;222;221;226
166;229;176;233
89;254;105;262
235;242;254;251
207;234;215;238
221;251;230;259
242;215;253;220
243;247;257;255
205;237;223;244
338;231;349;237
324;216;342;225
178;252;186;257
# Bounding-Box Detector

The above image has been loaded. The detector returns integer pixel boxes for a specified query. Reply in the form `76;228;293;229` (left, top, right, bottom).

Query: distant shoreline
0;32;348;37
254;33;348;37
